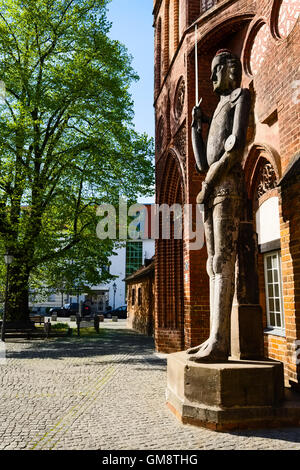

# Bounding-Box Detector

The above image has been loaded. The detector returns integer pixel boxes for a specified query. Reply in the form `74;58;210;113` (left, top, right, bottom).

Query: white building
30;201;155;314
104;238;155;310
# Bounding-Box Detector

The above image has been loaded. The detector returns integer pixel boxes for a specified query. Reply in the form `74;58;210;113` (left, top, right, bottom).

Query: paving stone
0;324;299;450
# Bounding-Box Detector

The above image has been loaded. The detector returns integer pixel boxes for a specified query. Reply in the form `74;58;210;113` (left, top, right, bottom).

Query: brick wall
127;268;155;337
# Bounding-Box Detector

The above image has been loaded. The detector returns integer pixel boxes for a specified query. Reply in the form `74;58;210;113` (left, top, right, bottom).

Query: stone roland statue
189;49;251;362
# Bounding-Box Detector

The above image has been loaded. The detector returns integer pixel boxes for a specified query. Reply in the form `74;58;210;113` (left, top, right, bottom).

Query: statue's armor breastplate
206;90;246;207
207;96;233;166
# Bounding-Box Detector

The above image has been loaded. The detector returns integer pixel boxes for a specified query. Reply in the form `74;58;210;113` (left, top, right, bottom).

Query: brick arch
242;18;274;77
166;94;171;144
271;0;300;40
188;13;255;57
243;143;281;206
155;151;185;352
157;148;186;205
187;15;254;143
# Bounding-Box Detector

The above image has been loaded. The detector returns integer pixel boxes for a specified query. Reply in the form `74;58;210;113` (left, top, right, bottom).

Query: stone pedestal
230;221;264;360
231;304;264;360
166;352;300;431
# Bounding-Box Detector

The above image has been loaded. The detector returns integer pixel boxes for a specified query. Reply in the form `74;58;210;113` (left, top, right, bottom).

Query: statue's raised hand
192;99;203;132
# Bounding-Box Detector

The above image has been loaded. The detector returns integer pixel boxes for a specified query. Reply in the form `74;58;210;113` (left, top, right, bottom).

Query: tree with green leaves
0;0;154;321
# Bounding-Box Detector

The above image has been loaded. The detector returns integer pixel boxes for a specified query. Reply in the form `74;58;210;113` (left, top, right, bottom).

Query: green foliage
50;322;69;330
0;0;154;312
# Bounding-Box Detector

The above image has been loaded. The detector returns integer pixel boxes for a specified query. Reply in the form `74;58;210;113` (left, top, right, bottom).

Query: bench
0;320;72;340
0;320;37;340
29;315;45;325
75;316;100;336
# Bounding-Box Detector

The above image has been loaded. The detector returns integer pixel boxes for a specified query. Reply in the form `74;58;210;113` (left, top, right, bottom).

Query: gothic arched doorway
155;151;185;352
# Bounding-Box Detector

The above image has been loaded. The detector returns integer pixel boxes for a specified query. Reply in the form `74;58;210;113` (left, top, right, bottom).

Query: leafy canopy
0;0;154;292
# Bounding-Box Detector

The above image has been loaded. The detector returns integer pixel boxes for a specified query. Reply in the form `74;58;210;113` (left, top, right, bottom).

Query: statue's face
210;55;233;95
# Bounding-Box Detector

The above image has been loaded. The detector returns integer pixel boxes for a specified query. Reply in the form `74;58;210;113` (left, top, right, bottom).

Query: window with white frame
264;251;285;330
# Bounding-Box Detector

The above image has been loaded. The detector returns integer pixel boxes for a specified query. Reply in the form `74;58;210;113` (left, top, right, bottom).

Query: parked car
49;303;92;318
49;307;67;318
31;306;48;315
106;305;127;319
63;303;92;317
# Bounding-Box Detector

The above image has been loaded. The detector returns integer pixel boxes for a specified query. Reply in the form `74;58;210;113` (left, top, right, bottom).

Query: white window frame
264;251;285;332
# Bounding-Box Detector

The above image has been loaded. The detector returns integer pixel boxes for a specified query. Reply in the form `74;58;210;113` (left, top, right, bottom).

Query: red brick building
126;258;155;336
153;0;300;387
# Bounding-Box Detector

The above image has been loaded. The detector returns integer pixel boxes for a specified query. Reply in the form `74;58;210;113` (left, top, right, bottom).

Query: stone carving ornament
174;124;186;159
174;78;185;120
174;124;187;177
156;117;164;154
256;162;277;199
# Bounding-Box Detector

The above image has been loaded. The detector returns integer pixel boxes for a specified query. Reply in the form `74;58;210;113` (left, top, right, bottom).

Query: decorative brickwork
156;116;164;154
249;23;271;76
173;123;186;165
277;0;300;38
173;0;180;50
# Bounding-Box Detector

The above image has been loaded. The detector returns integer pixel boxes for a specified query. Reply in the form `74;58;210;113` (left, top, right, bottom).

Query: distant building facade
106;238;155;310
29;289;109;315
153;0;300;387
125;258;155;336
30;203;155;313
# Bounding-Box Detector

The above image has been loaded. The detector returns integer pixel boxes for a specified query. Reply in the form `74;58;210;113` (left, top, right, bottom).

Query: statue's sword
195;24;199;105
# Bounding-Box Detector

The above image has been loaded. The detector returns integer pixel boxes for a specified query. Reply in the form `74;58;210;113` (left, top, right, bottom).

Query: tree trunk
6;261;30;322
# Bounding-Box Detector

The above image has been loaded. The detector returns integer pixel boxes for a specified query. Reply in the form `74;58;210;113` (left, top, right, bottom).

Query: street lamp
113;282;117;310
1;251;14;342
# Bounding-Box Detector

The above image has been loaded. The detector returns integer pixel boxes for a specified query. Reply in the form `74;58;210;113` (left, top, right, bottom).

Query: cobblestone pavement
0;323;300;450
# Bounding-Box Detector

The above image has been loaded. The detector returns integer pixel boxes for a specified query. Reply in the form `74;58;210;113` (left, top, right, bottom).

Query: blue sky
107;0;155;139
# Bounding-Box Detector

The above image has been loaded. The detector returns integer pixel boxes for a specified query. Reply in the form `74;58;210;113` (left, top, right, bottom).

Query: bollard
76;316;81;336
94;316;100;333
44;320;51;339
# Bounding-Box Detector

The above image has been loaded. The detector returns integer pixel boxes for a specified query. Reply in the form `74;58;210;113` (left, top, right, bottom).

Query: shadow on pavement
227;427;300;443
4;327;160;365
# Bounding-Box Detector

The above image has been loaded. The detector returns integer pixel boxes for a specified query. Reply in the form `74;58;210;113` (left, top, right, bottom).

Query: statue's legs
188;197;241;362
187;208;215;354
